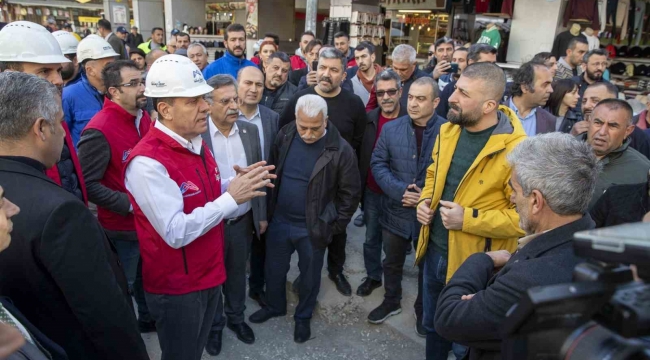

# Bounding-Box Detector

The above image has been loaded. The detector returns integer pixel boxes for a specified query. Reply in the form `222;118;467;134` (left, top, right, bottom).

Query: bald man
236;66;279;307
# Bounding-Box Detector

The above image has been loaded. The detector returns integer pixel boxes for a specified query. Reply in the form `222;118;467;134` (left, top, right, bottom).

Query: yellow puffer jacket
415;105;527;284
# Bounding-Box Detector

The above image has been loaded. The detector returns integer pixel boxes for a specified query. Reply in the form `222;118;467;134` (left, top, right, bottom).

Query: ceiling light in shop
76;0;92;3
398;10;432;14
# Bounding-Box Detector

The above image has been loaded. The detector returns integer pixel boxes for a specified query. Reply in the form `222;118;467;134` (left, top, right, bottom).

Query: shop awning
6;0;104;11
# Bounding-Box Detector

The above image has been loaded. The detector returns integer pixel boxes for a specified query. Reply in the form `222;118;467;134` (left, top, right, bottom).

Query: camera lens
560;322;650;360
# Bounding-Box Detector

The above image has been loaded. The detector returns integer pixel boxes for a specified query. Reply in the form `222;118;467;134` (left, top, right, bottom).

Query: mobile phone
449;62;459;74
312;60;318;71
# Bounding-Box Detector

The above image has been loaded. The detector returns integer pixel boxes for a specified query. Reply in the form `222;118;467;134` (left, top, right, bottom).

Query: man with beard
578;99;650;208
77;60;155;334
434;133;600;360
290;31;314;71
53;30;82;87
572;49;608;114
204;23;255;79
504;62;556;136
262;52;297;115
334;31;356;67
554;37;588;80
350;42;382;107
415;62;526;360
279;48;367;297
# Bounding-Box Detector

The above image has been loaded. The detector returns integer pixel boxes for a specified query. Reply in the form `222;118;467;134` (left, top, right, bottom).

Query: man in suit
201;74;262;356
237;66;279;306
434;133;600;359
97;19;128;60
127;26;144;50
0;72;149;360
504;61;556;136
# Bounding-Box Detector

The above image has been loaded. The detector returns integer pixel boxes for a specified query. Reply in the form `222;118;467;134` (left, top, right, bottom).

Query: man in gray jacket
97;19;128;60
582;98;650;208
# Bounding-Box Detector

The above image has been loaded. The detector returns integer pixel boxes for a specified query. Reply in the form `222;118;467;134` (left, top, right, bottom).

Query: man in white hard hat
53;30;81;87
0;21;88;204
124;54;276;360
62;34;119;147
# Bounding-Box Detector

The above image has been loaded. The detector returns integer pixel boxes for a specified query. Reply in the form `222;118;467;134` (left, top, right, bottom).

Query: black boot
205;330;222;356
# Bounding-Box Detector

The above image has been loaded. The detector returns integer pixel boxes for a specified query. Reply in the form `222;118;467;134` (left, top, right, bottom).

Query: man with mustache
77;60;155;333
572;49;608;114
504;61;556;136
201;74;265;355
262;52;298;115
250;94;360;343
237;66;279;309
368;76;445;337
415;62;526;360
279;48;368;296
357;68;408;302
578;99;650;208
204;23;256;79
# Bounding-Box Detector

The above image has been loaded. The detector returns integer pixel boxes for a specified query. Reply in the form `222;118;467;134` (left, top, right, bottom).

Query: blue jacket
64;69;82;88
371;113;445;240
62;73;104;148
203;52;256;79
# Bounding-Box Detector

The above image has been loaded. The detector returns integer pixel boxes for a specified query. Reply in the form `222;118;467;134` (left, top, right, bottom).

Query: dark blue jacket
62;73;104;148
203;51;256;79
64;69;82;88
370;113;445;240
400;67;432;109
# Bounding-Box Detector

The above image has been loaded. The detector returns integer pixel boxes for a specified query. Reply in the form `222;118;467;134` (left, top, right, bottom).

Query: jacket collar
81;72;104;97
0;157;53;184
102;97;141;123
284;122;340;150
517;215;595;259
368;105;408;124
407;113;440;129
578;133;632;159
224;51;247;65
151;120;203;155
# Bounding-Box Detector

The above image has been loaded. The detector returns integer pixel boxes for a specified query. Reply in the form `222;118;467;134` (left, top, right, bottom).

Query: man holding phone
430;37;455;84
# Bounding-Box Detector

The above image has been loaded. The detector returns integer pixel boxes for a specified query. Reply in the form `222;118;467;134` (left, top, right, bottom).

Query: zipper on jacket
181;248;189;274
195;169;210;203
484;238;492;252
199;151;215;199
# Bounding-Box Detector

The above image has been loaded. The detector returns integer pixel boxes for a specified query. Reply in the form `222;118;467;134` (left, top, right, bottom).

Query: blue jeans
113;239;151;322
423;246;467;360
362;188;383;281
265;219;327;321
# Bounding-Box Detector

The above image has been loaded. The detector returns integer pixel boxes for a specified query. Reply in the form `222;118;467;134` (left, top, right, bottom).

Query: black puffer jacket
58;141;83;202
268;123;361;249
262;81;298;115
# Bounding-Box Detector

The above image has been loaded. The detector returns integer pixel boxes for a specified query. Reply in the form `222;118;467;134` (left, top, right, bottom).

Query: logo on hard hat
192;70;205;84
103;46;112;50
151;81;166;87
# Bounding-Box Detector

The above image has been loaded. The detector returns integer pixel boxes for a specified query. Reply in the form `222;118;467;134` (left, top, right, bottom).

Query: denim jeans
423;246;467;360
362;188;383;281
113;238;151;322
265;219;327;321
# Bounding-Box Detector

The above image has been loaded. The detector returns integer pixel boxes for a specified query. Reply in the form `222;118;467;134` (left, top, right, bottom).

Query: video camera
502;222;650;360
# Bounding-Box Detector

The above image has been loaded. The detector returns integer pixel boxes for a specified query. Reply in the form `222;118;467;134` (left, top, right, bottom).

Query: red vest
124;126;226;295
84;99;152;231
45;121;88;205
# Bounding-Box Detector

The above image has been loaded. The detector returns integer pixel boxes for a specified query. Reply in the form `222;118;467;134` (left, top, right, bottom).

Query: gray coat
201;120;266;236
106;33;128;60
258;105;280;161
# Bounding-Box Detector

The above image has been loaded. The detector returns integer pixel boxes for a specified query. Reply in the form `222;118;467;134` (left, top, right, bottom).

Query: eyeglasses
118;79;146;88
376;89;399;98
216;96;239;105
428;52;434;56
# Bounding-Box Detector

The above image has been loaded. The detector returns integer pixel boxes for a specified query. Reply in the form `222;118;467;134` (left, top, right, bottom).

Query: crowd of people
0;16;648;360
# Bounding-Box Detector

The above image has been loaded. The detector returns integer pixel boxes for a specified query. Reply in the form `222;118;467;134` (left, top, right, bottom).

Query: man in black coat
433;133;600;360
0;72;148;360
590;179;650;228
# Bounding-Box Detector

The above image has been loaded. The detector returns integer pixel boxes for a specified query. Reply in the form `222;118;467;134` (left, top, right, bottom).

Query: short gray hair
188;42;207;55
506;132;601;215
204;74;237;104
295;94;328;120
412;76;439;99
392;44;416;64
319;47;346;70
0;72;61;140
375;68;402;90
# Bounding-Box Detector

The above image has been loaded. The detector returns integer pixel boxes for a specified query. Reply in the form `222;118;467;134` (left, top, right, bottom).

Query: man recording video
433;133;601;359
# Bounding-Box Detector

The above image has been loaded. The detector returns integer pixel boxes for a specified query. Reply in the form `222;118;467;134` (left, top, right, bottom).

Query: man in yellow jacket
415;62;526;360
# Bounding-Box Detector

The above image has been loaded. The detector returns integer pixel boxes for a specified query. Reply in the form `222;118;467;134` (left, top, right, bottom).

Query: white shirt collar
209;116;239;138
238;106;260;121
154;120;203;155
105;32;113;41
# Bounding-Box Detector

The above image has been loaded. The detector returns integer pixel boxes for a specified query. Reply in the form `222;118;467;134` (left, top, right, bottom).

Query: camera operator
434;132;601;360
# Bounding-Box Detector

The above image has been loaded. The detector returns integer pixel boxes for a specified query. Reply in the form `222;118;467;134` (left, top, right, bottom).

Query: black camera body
502;222;650;360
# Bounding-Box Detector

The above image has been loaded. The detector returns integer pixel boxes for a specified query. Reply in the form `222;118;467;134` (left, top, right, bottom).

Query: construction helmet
76;35;119;63
144;54;213;98
0;21;70;64
52;30;79;55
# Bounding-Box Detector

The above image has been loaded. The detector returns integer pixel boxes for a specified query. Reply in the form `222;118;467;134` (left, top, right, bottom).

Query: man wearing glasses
77;60;155;333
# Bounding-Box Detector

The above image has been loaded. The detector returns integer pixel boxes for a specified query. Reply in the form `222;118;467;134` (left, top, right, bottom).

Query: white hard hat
52;30;79;55
76;34;119;63
144;54;214;98
0;21;70;64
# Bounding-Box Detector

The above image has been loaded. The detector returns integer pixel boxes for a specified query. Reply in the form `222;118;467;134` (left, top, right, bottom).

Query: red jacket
290;55;308;71
124;127;226;295
84;99;152;231
45;121;88;205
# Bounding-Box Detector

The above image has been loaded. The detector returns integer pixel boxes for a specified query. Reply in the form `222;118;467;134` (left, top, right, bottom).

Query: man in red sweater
290;31;315;70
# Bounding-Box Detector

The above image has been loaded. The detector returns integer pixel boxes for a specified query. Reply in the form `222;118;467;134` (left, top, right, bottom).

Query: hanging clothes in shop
583;30;601;50
627;0;637;44
617;0;631;41
488;0;504;13
477;25;501;49
501;0;514;17
464;0;477;14
563;0;601;30
551;30;588;59
633;0;646;45
475;0;490;13
607;0;620;39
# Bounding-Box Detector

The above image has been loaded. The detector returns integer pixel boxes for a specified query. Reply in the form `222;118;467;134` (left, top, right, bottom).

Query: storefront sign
112;5;127;25
79;16;101;23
